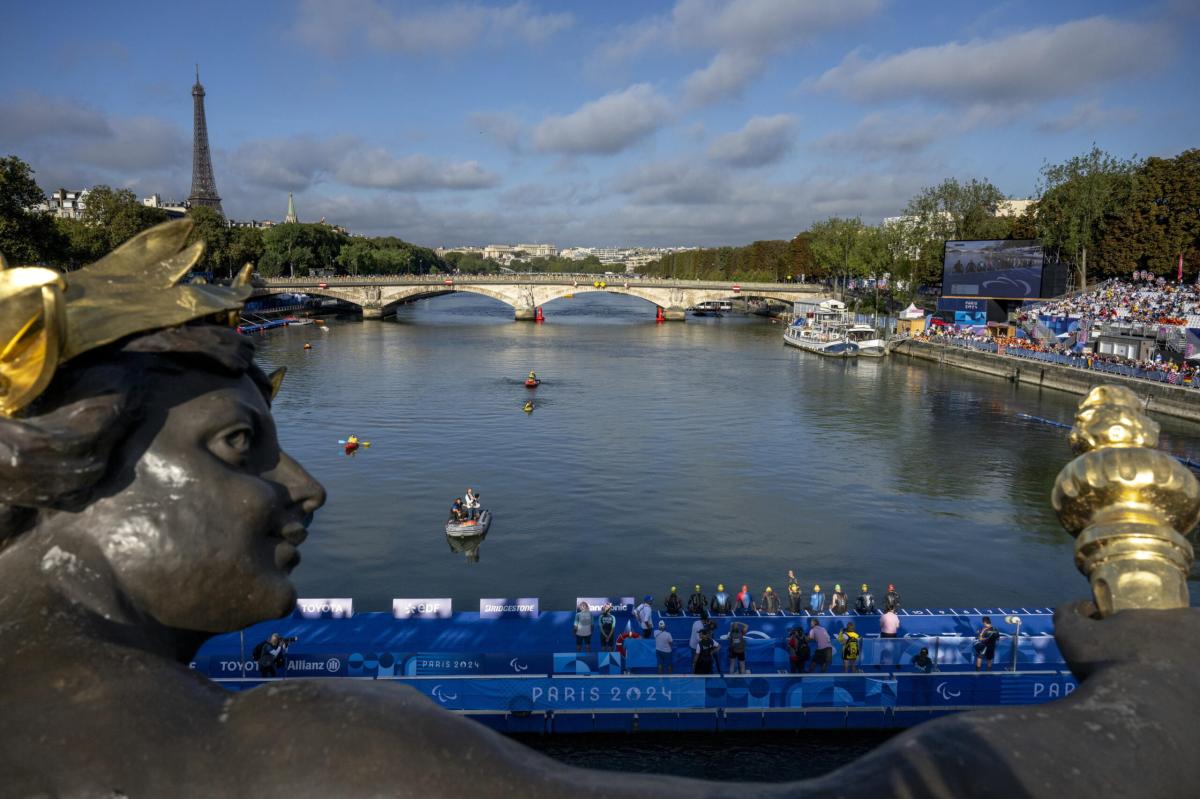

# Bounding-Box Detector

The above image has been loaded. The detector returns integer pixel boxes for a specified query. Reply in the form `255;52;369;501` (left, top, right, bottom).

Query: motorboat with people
846;322;887;357
689;300;732;317
783;300;859;358
446;509;491;538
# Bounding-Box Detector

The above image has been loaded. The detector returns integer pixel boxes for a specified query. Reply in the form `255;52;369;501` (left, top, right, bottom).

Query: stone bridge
254;274;826;320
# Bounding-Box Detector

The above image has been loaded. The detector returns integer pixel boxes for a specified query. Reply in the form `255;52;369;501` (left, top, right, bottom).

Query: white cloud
1036;100;1138;134
707;114;796;166
0;93;188;190
812;105;1028;161
613;160;733;205
682;51;765;106
336;150;498;190
532;84;672;155
227;135;351;191
812;112;938;160
814;16;1168;104
592;0;883;105
229;135;498;192
670;0;884;52
0;94;110;142
292;0;572;56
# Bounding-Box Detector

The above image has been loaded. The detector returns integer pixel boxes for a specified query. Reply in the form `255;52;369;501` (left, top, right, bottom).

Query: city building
228;218;276;230
997;199;1036;217
514;243;557;258
40;188;90;220
284;193;298;224
141;194;189;219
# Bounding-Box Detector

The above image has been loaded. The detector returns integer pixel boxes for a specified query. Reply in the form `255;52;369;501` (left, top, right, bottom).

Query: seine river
254;292;1200;780
259;292;1200;612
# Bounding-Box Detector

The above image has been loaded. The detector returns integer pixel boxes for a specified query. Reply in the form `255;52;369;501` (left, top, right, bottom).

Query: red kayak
525;379;540;388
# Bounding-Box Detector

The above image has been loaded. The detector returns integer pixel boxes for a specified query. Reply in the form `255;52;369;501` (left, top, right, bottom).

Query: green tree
789;233;816;280
1036;146;1138;289
809;217;869;294
80;185;170;252
226;226;266;276
0;155;60;264
53;217;106;268
900;177;1006;289
185;206;230;276
261;223;347;277
1095;149;1199;280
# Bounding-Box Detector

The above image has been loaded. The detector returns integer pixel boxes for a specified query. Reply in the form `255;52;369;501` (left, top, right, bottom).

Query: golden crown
0;219;255;417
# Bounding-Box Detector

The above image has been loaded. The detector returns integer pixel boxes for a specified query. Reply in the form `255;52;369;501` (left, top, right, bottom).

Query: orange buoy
655;307;665;323
535;306;545;323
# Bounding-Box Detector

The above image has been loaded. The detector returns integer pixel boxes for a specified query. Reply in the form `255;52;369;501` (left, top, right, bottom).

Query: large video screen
942;240;1044;299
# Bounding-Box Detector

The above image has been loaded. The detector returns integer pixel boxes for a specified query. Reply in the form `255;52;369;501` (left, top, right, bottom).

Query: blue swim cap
644;594;653;602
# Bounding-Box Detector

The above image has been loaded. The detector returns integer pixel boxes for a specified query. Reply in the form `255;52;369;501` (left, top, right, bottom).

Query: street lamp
1004;615;1022;672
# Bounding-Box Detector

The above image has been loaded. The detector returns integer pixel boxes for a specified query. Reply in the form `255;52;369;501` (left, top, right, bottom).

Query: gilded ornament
0;219;252;417
1053;385;1200;614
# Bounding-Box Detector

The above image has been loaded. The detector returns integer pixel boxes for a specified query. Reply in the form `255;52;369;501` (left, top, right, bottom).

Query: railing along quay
923;336;1200;390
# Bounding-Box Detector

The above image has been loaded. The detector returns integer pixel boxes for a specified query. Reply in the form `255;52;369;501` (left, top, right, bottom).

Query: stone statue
1;222;1198;797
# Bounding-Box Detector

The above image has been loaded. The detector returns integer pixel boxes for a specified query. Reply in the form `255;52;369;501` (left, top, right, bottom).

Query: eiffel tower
188;66;224;217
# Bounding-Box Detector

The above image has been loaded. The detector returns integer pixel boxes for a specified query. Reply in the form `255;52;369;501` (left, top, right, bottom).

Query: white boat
783;300;859;358
846;323;887;357
446;509;491;538
783;324;859;357
782;297;859;355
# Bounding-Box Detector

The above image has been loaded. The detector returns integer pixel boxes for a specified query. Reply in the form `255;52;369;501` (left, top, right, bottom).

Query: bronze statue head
0;324;324;632
0;220;323;634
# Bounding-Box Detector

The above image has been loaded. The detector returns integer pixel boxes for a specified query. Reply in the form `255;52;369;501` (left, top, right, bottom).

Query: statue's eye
225;428;253;454
210;424;256;466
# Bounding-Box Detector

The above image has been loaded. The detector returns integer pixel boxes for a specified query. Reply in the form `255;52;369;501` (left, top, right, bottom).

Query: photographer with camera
252;633;297;679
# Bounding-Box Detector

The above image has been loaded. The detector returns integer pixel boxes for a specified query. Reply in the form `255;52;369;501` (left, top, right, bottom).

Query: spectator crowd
917;274;1200;388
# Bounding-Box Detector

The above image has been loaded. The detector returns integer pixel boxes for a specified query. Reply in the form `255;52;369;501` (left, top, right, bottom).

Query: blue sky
1;0;1196;247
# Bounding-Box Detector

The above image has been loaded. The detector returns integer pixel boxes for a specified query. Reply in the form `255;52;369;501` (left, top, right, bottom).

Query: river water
259;292;1200;611
253;292;1200;781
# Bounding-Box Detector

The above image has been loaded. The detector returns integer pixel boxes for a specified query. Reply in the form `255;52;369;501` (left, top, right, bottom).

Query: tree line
2;146;1196;288
644;147;1199;291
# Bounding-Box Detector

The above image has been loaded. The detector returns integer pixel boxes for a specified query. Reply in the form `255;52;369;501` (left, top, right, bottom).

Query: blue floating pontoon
194;606;1076;733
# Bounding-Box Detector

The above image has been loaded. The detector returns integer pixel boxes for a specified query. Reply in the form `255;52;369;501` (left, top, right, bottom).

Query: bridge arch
252;276;826;321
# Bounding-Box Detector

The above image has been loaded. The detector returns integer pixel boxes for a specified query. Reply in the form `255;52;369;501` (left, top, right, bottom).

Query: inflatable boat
446;509;491;538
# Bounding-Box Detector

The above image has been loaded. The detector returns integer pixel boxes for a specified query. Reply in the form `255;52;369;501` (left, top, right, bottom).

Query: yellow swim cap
765;586;772;592
671;586;677;592
861;584;868;591
695;584;700;591
789;583;798;591
835;584;841;591
718;583;725;591
813;584;820;591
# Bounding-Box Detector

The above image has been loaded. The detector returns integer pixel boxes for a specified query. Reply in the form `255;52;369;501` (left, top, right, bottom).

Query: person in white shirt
653;621;674;673
463;488;479;520
634;595;654;639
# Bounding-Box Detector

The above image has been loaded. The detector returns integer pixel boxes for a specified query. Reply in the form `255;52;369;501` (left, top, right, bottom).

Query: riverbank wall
892;339;1200;423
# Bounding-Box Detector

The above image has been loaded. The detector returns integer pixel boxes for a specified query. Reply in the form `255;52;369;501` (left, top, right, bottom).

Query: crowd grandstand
1021;273;1200;328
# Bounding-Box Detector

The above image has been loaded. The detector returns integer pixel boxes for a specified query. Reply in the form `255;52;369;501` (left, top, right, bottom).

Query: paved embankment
892;338;1200;423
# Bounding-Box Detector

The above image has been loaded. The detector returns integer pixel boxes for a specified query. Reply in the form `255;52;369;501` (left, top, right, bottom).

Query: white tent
899;303;925;320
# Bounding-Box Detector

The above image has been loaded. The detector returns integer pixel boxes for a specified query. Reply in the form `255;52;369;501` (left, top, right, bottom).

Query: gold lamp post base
1052;386;1200;616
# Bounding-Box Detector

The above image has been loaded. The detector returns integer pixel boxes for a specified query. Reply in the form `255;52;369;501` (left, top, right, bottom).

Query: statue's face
70;369;325;632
